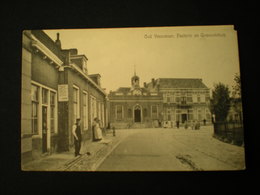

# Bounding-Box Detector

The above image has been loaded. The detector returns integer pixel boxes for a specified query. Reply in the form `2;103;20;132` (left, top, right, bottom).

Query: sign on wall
58;84;69;102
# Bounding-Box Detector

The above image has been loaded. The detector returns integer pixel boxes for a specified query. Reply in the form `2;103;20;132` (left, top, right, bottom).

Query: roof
111;87;150;94
116;87;131;93
31;30;64;61
157;78;208;89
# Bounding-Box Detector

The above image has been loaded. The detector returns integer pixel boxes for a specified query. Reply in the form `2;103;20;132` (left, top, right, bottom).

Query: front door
42;106;48;153
181;114;187;123
134;106;141;122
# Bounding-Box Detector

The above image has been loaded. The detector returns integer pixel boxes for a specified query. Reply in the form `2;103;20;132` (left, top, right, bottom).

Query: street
96;126;245;171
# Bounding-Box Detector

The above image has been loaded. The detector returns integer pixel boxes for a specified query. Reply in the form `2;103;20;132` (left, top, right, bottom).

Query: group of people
72;117;103;157
175;120;202;130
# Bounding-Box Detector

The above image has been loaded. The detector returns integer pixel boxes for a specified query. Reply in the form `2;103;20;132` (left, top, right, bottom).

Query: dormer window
70;53;88;74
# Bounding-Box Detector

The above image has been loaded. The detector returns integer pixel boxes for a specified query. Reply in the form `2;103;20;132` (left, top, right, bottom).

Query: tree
210;83;231;122
232;73;243;121
232;73;241;98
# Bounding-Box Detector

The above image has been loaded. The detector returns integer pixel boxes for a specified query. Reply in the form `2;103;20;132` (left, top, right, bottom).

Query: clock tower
131;74;140;89
131;73;142;95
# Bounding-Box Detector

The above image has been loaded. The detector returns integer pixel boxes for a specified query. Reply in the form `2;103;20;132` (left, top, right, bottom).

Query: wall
21;32;33;163
60;68;107;148
109;100;163;129
31;54;59;90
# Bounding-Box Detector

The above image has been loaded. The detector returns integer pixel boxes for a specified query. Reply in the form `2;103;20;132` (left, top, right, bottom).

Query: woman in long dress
96;119;103;140
94;118;103;141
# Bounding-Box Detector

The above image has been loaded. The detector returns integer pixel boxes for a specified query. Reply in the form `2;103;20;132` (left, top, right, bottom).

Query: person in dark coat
72;118;82;157
203;119;206;126
176;120;180;129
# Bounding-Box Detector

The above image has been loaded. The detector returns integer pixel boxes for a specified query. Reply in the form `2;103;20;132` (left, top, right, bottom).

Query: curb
58;134;125;171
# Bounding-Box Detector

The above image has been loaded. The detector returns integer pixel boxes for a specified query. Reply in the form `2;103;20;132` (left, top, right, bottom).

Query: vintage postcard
21;25;245;171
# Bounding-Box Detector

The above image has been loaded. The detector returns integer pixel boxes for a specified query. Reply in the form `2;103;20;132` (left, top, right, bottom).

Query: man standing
176;120;180;129
72;118;82;157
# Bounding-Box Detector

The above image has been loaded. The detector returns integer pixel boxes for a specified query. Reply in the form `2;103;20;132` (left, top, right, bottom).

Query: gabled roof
157;78;208;89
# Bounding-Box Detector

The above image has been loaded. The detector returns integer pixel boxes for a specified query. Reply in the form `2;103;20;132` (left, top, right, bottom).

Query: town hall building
108;73;163;129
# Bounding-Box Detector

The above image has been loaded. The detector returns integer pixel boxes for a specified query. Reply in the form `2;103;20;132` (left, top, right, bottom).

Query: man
72;118;82;157
176;120;180;129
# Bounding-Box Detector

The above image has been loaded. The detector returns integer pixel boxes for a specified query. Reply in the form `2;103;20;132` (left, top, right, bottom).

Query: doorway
181;114;187;123
134;106;141;122
42;106;48;153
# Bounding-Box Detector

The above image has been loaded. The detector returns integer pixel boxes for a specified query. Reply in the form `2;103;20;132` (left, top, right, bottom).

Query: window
175;97;180;103
73;86;80;122
42;88;48;105
101;102;105;127
166;93;171;103
31;85;39;134
181;97;186;104
97;101;102;123
50;91;56;133
197;95;201;103
90;96;97;124
83;92;88;130
188;109;193;120
205;94;210;102
187;97;193;102
206;109;211;120
151;105;158;119
187;92;192;102
116;105;123;120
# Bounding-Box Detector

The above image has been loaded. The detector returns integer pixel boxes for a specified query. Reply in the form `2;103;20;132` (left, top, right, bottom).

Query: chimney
55;33;61;49
69;48;78;55
152;78;155;87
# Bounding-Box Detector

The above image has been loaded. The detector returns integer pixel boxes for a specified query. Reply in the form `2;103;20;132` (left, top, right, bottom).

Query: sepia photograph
21;25;245;171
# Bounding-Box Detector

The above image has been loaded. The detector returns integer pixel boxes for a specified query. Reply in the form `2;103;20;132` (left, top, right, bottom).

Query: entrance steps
131;123;146;129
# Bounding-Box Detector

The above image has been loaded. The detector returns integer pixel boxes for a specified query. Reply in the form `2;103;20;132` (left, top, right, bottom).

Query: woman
93;118;103;141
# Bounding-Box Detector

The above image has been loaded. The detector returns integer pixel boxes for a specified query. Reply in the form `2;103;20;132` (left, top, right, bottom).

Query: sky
44;25;241;93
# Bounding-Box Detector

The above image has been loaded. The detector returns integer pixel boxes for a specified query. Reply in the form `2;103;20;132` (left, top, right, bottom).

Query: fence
213;121;244;146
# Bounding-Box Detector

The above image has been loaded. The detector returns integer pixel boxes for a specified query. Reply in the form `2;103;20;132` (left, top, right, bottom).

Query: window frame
73;85;80;123
50;91;56;133
31;84;39;135
151;105;158;119
31;81;58;136
115;105;124;120
83;91;88;130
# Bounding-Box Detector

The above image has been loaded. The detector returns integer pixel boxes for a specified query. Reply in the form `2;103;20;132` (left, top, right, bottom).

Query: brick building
108;73;163;129
146;78;212;127
108;76;211;129
21;30;107;164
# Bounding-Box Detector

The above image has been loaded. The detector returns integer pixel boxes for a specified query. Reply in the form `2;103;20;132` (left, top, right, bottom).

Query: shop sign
58;84;68;101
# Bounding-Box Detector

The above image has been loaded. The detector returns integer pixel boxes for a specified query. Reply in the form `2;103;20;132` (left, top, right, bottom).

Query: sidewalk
21;130;126;171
